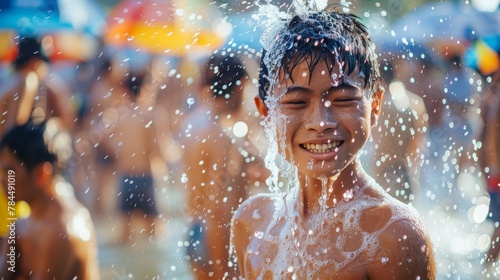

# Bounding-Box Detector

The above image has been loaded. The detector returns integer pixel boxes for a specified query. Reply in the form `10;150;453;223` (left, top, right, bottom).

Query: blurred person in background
182;50;268;279
73;52;125;218
99;51;167;244
0;36;74;136
0;36;76;239
364;56;428;204
424;54;481;209
478;57;500;271
482;70;500;273
0;118;100;279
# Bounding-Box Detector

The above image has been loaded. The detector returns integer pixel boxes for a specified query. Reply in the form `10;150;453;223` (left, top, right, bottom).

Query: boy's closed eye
280;98;308;109
280;87;309;107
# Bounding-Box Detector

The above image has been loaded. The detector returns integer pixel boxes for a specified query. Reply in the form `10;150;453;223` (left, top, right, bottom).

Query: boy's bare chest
244;217;373;279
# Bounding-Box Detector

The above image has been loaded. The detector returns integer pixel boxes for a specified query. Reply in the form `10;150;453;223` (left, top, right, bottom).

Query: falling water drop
307;160;314;170
180;173;188;183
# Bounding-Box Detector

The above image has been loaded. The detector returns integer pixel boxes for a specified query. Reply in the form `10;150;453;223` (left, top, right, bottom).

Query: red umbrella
104;0;230;56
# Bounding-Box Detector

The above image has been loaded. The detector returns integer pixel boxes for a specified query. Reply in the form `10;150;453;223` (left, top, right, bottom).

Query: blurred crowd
0;0;500;279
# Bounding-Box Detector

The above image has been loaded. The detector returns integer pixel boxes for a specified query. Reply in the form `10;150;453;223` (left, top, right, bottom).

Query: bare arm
46;86;75;131
405;98;429;177
230;201;253;277
230;194;274;278
183;132;233;278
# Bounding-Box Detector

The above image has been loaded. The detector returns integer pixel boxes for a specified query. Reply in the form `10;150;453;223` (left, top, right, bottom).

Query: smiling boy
230;4;436;280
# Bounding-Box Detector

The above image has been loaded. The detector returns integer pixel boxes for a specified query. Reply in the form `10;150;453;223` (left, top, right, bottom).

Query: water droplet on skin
252;209;261;219
324;100;331;107
381;257;389;264
343;189;353;201
307;160;314;170
287;266;294;272
180;173;188;183
254;231;264;239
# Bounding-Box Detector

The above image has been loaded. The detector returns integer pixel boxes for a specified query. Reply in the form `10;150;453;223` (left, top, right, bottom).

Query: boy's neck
28;181;63;220
298;160;368;216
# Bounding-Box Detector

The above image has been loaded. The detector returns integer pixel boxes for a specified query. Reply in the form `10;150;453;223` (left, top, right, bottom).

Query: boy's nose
304;105;337;132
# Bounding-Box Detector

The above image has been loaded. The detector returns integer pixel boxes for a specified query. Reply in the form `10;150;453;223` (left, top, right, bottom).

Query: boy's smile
270;59;381;179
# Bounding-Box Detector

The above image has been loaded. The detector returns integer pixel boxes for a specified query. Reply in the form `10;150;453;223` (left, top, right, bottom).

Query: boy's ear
370;89;384;125
34;162;53;186
254;96;268;117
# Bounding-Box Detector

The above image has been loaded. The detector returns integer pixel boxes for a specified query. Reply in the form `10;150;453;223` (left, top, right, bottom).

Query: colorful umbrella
104;0;231;56
464;35;500;76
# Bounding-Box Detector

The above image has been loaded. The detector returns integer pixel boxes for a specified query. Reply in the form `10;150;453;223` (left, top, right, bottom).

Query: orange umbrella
0;32;17;62
0;31;100;64
104;0;231;56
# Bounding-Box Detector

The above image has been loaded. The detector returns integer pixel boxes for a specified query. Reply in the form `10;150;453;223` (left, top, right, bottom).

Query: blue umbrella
225;12;265;52
0;0;106;37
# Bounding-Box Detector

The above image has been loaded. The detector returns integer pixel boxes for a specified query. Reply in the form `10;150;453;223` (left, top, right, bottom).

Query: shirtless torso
232;178;436;280
0;178;99;280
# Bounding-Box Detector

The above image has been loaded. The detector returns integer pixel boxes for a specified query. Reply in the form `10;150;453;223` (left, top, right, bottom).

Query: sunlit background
0;0;500;279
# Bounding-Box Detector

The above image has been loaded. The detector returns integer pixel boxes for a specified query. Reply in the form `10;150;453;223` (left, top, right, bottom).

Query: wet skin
0;149;100;280
232;60;437;279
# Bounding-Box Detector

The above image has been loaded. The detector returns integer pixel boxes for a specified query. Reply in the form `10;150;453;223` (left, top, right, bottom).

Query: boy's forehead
277;58;364;86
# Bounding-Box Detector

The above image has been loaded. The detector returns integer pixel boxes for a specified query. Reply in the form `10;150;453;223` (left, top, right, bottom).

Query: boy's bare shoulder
360;183;429;235
233;192;278;222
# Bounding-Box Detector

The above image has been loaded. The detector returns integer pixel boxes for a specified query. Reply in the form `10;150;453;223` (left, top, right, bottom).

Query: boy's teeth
304;142;340;153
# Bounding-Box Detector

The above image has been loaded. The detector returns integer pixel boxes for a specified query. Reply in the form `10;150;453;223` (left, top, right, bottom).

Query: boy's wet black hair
14;36;49;71
204;51;248;98
0;118;72;174
258;9;382;101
